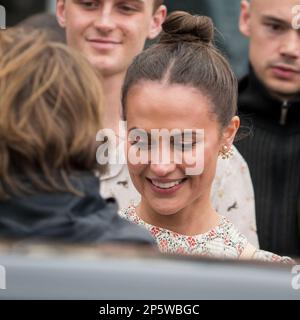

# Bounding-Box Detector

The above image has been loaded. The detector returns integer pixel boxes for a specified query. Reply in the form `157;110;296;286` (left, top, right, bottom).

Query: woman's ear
221;116;240;147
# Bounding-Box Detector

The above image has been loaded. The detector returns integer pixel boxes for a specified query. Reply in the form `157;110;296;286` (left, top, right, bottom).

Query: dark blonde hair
0;28;104;199
122;11;238;130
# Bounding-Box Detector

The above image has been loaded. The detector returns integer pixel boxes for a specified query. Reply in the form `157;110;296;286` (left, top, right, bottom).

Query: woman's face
125;81;227;216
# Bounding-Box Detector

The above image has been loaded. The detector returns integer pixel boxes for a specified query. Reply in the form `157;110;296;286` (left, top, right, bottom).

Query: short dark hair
122;11;237;131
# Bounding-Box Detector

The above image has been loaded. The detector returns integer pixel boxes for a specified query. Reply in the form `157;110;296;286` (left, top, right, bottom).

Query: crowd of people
0;0;299;263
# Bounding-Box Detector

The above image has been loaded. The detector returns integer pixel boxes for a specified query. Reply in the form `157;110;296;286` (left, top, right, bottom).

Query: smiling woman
119;11;294;263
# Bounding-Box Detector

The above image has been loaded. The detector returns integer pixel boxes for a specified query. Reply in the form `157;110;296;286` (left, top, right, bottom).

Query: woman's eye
174;143;196;151
133;141;149;149
130;136;150;149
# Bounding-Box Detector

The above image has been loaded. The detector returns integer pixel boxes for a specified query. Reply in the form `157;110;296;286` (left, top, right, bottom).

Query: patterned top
120;205;293;264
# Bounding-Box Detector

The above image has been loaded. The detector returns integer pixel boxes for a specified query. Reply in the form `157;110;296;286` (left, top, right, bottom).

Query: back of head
122;11;237;130
0;28;104;200
17;13;66;43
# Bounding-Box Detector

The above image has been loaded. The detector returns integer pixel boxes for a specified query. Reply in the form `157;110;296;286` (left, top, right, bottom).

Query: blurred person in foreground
0;27;154;246
56;0;259;246
17;13;66;43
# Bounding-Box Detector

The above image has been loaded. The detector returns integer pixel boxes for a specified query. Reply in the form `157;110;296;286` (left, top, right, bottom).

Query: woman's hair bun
159;11;214;45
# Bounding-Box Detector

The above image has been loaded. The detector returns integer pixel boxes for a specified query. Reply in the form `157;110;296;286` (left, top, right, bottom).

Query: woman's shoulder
252;249;295;264
227;223;295;264
119;203;141;224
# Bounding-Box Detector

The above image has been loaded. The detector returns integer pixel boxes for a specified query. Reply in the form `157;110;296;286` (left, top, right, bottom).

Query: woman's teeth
150;179;185;189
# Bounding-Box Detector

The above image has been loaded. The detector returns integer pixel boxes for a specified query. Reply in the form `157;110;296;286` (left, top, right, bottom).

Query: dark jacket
236;68;300;256
0;173;154;245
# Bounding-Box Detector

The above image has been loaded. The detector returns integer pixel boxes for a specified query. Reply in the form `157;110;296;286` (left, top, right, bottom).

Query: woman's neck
137;192;220;236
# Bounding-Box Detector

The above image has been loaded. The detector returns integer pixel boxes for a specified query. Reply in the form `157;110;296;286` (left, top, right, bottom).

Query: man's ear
147;5;167;40
56;0;67;28
239;0;251;37
221;116;240;147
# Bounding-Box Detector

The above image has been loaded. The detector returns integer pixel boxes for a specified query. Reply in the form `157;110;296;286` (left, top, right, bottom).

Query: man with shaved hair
236;0;300;256
56;0;259;246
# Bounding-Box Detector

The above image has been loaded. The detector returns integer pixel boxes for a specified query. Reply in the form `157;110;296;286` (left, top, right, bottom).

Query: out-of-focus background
0;0;249;78
1;0;53;25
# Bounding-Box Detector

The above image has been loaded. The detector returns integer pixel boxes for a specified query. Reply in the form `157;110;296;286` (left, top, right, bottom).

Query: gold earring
219;145;234;159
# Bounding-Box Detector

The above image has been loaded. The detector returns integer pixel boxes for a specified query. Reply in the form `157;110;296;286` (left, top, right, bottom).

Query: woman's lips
146;178;187;195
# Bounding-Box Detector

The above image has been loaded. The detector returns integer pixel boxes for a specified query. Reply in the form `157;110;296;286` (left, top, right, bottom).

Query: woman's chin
149;201;182;216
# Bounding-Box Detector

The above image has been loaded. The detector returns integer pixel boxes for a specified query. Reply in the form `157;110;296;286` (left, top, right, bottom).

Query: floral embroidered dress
120;205;293;263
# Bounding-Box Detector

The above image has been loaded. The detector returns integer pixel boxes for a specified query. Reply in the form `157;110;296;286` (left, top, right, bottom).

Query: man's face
240;0;300;99
57;0;166;77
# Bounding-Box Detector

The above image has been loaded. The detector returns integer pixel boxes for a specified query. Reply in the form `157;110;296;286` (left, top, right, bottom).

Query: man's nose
279;31;300;60
93;6;116;32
